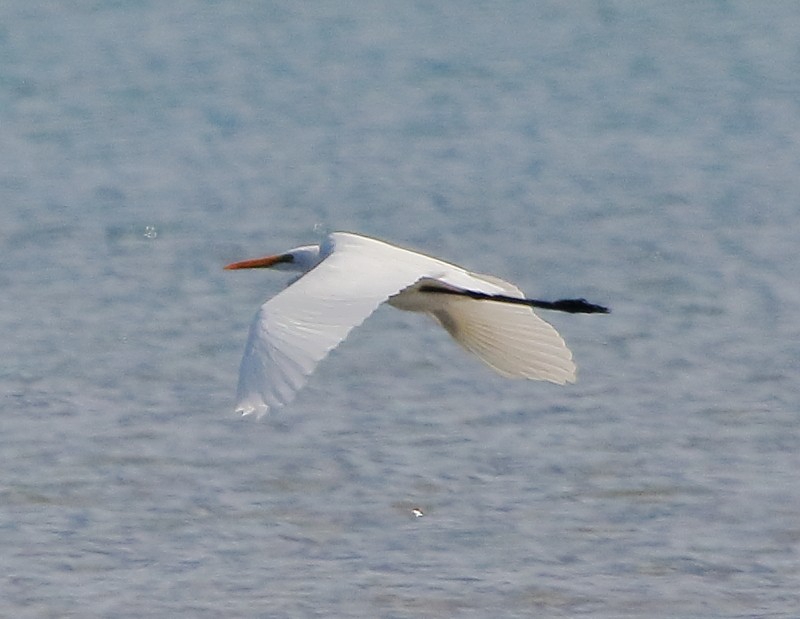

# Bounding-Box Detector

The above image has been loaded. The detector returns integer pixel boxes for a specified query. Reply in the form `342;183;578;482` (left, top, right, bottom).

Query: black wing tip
550;298;610;314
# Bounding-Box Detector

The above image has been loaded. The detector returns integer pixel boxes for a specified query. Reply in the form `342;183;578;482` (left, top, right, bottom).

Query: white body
230;232;576;416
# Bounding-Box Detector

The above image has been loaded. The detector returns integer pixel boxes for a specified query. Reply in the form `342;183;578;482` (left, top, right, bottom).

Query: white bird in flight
225;232;608;416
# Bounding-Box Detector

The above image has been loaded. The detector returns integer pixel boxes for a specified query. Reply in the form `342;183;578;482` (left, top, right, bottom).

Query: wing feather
234;233;448;416
431;293;577;384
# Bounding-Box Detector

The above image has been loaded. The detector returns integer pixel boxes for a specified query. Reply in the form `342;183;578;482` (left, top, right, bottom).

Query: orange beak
224;253;293;270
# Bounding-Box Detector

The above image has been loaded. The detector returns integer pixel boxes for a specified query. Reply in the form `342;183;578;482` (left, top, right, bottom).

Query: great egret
225;232;608;416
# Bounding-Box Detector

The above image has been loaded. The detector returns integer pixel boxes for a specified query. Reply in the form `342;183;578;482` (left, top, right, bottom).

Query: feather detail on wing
428;277;577;384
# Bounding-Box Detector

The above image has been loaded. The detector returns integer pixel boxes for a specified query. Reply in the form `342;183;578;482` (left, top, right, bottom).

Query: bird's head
224;244;322;273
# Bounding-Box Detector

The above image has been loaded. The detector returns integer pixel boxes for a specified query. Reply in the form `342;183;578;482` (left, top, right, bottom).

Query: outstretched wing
425;275;577;384
234;233;447;416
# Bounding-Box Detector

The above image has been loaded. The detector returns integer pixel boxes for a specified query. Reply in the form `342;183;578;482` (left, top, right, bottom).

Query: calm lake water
2;2;799;617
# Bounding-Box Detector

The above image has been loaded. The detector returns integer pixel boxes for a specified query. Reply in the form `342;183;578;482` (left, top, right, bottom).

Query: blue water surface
2;2;799;617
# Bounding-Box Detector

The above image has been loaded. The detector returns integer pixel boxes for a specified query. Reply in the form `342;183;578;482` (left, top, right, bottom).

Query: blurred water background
2;2;800;617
